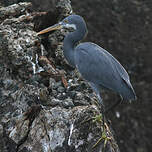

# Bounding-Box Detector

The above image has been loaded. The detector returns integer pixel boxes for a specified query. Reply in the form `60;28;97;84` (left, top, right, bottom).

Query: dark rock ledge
0;1;119;152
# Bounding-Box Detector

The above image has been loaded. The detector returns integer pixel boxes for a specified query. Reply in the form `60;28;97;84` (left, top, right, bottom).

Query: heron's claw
92;114;103;123
92;129;112;151
92;115;111;151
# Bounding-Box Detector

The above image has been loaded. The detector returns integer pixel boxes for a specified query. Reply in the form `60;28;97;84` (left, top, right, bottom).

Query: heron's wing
101;45;135;91
75;43;131;92
101;46;132;85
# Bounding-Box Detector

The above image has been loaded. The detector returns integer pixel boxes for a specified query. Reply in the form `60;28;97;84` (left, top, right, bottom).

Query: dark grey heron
37;15;137;113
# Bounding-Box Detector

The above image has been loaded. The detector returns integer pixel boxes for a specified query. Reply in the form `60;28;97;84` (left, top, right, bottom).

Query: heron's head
37;15;86;35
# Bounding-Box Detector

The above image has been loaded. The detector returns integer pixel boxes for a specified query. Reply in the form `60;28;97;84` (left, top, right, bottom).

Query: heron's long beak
37;23;62;35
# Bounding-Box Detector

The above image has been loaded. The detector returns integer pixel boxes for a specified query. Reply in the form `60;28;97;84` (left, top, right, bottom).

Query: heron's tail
121;88;137;101
120;79;137;101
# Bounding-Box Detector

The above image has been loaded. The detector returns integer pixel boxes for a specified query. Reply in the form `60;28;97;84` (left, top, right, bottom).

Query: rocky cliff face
0;1;119;152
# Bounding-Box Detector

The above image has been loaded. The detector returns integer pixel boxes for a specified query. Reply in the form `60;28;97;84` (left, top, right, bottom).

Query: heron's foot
92;113;112;151
92;128;112;151
92;113;105;129
80;113;103;126
92;114;103;123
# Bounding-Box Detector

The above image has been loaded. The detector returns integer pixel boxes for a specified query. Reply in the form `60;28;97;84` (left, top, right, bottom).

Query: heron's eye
64;20;68;23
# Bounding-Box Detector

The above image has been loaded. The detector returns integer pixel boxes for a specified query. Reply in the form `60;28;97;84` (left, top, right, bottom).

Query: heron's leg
89;83;110;149
89;83;104;109
96;94;105;114
89;83;105;124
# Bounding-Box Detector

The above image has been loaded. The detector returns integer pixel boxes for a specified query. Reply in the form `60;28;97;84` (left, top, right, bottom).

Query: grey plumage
75;42;136;102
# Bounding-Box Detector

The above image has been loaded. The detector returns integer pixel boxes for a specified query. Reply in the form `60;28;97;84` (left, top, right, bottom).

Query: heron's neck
63;26;87;67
